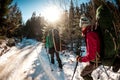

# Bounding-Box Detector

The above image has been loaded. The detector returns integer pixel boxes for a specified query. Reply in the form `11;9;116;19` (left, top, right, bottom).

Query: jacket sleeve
81;33;98;62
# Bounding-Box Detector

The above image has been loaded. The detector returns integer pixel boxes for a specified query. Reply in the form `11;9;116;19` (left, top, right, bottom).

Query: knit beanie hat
79;14;91;28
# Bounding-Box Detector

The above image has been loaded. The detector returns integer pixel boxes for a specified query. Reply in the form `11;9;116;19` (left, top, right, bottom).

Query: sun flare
42;6;61;22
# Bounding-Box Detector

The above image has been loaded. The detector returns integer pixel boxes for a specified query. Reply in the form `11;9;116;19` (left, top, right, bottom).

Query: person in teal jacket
45;32;54;49
45;29;63;69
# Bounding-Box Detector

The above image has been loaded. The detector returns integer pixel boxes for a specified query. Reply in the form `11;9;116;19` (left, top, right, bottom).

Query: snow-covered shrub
6;38;15;47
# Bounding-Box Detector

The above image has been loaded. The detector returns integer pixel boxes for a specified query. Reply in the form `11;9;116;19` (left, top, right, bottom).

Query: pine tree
58;10;69;43
68;0;75;50
6;3;22;37
0;1;22;38
0;0;13;35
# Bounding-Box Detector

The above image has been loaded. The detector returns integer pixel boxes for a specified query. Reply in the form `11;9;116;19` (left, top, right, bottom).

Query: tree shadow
26;58;49;80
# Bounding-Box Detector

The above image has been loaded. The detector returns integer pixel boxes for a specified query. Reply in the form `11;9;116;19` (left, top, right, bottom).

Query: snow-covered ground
0;38;119;80
39;44;120;80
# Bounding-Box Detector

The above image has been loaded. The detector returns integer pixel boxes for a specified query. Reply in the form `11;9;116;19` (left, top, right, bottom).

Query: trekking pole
102;65;114;80
71;47;81;80
71;61;78;80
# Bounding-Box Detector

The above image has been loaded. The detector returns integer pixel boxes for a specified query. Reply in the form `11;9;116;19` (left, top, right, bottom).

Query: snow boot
57;67;63;71
82;74;93;80
58;60;63;69
51;58;54;64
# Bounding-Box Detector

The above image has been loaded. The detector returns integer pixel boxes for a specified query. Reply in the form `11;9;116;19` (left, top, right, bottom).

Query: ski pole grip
76;48;82;56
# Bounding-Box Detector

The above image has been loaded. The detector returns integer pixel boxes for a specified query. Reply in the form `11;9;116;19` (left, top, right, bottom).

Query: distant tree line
23;12;46;41
0;0;46;41
0;0;120;44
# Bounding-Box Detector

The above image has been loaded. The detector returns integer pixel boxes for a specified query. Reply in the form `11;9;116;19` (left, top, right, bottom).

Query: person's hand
42;39;46;43
76;56;82;62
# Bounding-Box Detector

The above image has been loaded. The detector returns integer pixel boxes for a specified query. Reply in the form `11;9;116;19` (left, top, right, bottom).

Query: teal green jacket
45;33;54;48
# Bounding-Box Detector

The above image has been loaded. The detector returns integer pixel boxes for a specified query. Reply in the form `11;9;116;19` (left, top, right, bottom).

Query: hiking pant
81;61;101;80
49;47;62;69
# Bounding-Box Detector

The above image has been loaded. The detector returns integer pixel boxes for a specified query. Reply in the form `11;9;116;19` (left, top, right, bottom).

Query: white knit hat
79;14;91;28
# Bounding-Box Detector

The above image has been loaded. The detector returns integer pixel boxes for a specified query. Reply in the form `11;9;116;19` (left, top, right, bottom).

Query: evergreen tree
7;3;22;37
0;0;13;35
57;10;69;43
68;0;75;50
0;0;22;38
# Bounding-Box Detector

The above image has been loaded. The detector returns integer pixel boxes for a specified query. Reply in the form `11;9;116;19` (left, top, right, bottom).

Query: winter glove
76;56;82;62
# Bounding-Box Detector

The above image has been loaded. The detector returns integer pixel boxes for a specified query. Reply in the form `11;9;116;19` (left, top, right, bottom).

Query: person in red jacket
76;14;101;79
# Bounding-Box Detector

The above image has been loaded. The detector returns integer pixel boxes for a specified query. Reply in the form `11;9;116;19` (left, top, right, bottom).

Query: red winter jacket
81;26;100;62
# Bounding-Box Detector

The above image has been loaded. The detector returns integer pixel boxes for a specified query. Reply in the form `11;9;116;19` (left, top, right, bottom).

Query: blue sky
13;0;90;23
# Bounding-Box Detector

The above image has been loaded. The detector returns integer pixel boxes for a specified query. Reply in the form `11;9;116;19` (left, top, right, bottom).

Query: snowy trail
38;46;62;80
0;44;37;80
0;43;49;80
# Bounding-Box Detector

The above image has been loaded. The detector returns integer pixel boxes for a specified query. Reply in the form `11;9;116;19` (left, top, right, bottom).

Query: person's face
81;27;86;32
81;27;86;37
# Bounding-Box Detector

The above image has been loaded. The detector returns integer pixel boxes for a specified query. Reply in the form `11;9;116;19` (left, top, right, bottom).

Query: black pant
49;47;62;69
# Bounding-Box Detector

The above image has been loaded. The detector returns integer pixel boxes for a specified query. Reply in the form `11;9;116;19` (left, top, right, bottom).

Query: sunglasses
81;18;88;21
